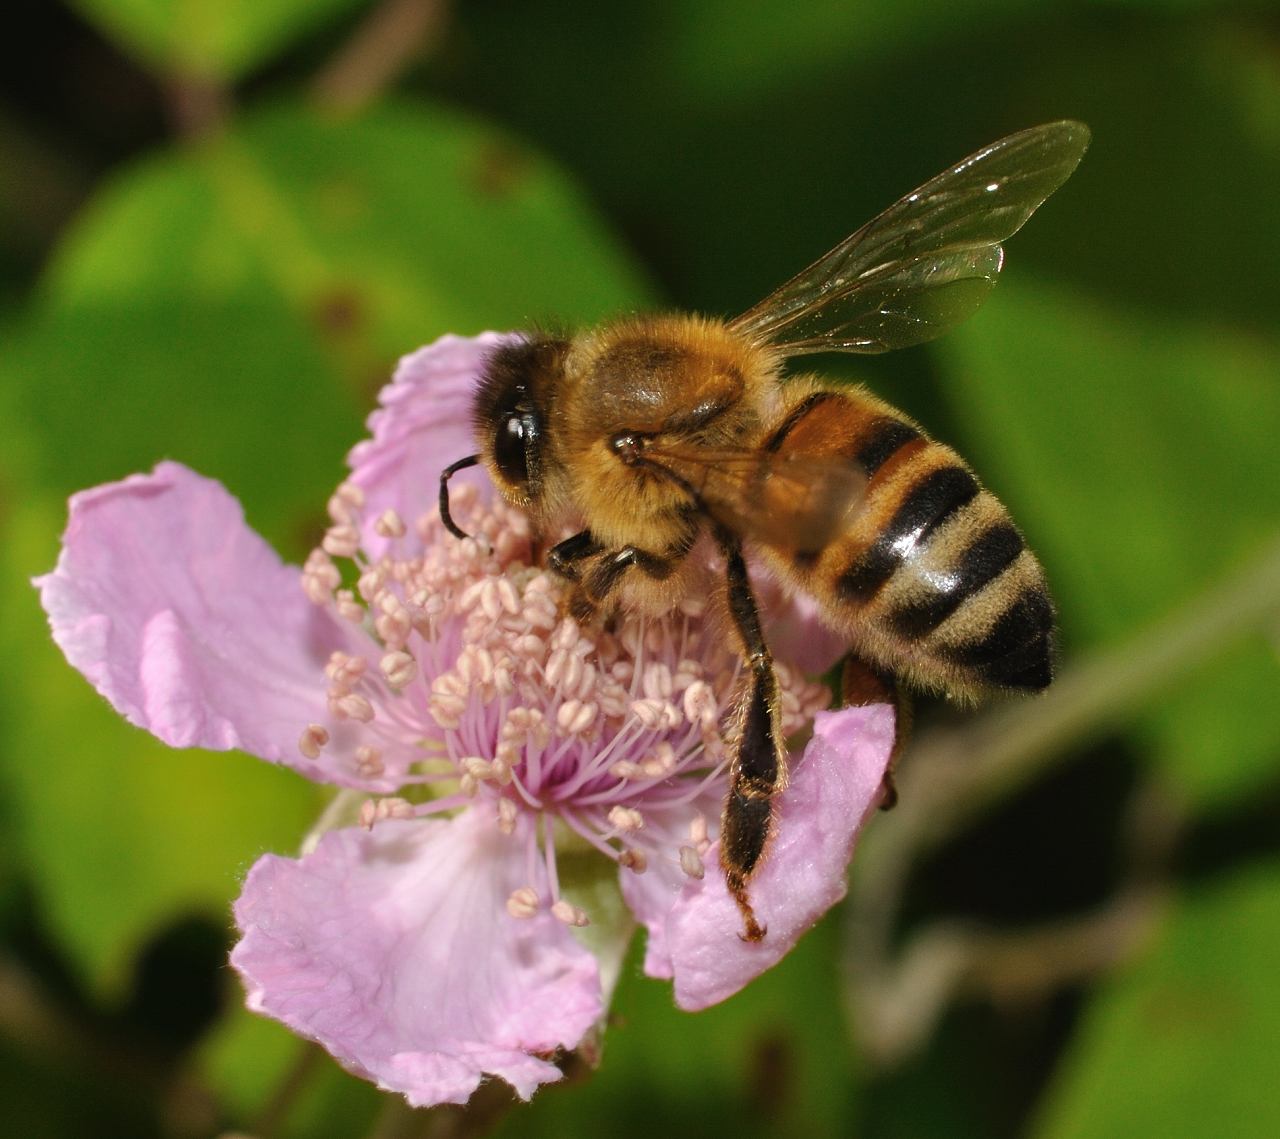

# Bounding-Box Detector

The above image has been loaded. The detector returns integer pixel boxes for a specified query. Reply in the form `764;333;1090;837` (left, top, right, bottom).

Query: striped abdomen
759;385;1054;698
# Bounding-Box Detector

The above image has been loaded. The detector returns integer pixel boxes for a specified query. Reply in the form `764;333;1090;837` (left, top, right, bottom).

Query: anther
631;698;673;729
326;651;368;690
496;798;518;835
428;692;466;730
332;693;375;722
607;805;645;832
678;595;706;618
335;590;365;622
322;524;361;559
640;748;675;778
690;813;709;847
491;753;514;785
643;662;674;699
462;756;493;781
301;551;341;604
374;508;406;538
556;699;597;735
678;845;706;879
355;745;384;777
507;886;540;919
331;481;365;511
683;680;718;728
357;565;386;601
298;723;329;759
358;797;414;828
495;577;520;615
551;900;590;927
380;650;418;688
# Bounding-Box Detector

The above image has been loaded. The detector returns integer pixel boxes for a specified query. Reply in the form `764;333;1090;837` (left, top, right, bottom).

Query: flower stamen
296;490;831;928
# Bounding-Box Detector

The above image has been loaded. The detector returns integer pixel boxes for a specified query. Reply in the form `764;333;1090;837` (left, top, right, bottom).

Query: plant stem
312;0;450;115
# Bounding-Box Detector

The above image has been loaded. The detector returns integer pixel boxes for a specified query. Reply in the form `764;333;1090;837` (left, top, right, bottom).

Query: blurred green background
2;1;1279;1136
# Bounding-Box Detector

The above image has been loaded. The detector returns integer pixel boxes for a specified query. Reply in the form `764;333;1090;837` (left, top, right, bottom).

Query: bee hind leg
840;657;913;811
721;664;782;942
716;527;786;943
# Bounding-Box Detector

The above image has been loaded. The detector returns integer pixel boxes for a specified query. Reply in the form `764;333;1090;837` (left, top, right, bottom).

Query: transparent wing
646;442;866;553
727;121;1090;356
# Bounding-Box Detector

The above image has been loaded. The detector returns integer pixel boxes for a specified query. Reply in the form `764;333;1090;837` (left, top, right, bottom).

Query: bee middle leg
715;526;785;943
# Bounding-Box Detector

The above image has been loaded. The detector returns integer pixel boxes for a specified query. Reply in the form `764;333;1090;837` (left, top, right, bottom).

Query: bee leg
840;657;913;811
547;529;602;582
715;528;784;943
567;542;689;624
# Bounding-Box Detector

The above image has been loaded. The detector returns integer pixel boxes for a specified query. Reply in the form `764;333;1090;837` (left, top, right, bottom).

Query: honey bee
441;121;1090;939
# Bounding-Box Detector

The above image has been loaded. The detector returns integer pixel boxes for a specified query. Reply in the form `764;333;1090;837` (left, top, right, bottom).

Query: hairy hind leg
715;526;786;942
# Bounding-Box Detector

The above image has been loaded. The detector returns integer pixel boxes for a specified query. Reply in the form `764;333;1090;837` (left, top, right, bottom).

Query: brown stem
850;885;1168;1068
364;1075;517;1139
312;0;450;115
248;1040;327;1139
162;72;232;139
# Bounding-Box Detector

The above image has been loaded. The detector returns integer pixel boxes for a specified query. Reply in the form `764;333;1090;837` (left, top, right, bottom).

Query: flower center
298;480;830;925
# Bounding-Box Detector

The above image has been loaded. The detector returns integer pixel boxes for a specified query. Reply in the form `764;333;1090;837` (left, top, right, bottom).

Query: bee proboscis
441;121;1090;939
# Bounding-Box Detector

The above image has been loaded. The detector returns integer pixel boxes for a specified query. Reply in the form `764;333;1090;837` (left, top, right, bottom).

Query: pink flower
36;333;895;1107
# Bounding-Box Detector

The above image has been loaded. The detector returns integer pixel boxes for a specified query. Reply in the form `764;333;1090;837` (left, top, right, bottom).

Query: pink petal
346;333;517;557
665;703;896;1010
618;784;724;981
34;462;387;788
232;812;603;1106
762;589;850;675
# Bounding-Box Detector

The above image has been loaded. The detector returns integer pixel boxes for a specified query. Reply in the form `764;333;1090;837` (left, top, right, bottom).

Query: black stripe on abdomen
888;523;1024;638
855;417;922;476
762;391;843;454
835;465;981;602
944;586;1055;690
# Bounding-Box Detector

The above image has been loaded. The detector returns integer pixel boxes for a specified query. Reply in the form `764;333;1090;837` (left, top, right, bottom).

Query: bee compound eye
494;413;529;486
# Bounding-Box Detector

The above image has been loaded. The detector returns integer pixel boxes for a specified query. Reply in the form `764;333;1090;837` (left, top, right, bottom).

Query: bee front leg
715;527;785;943
547;529;602;582
566;544;683;624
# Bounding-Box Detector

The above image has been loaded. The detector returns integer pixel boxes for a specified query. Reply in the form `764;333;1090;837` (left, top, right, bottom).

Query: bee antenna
439;454;482;540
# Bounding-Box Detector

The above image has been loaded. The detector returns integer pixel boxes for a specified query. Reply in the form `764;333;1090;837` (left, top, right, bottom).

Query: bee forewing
649;442;868;554
727;121;1090;355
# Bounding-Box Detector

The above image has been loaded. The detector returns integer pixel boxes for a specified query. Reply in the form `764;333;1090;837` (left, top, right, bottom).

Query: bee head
440;335;568;541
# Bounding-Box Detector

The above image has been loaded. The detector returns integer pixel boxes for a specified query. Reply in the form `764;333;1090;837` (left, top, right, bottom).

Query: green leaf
6;296;361;549
44;98;651;343
1032;863;1280;1139
65;0;367;82
938;281;1280;805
